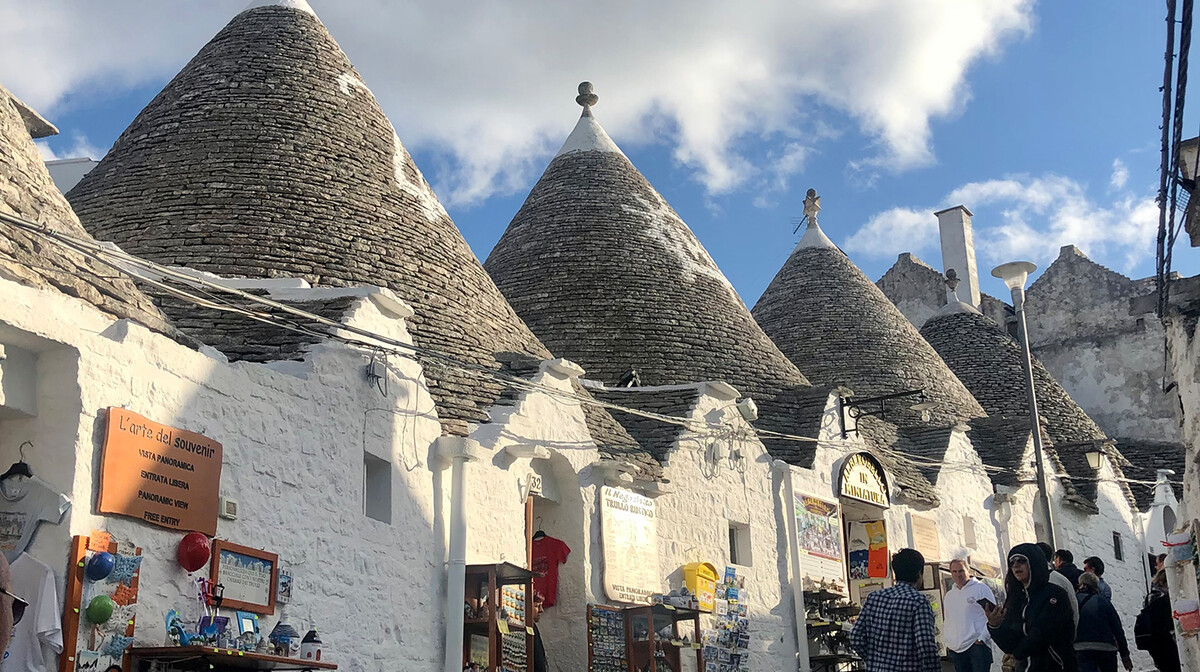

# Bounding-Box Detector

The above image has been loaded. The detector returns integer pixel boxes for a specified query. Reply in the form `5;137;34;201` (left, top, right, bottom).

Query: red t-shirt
531;536;570;607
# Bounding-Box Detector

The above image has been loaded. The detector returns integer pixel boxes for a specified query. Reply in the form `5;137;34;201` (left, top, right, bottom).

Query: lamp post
991;261;1057;550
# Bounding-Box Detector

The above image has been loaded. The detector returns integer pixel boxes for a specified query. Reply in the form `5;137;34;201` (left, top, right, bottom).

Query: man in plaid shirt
850;548;940;672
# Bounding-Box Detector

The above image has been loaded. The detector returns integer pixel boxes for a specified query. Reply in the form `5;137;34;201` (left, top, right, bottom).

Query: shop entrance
522;454;587;672
835;453;892;607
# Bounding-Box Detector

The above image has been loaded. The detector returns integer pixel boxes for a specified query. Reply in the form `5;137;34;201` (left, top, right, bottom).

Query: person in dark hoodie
1074;572;1131;672
1053;549;1084;589
986;543;1078;671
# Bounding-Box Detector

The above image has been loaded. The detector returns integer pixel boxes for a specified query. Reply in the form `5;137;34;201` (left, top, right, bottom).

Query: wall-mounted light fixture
837;389;929;437
1084;447;1104;470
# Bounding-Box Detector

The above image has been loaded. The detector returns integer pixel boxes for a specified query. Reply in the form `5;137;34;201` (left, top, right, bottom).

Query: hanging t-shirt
531;535;570;608
3;553;63;672
0;476;70;563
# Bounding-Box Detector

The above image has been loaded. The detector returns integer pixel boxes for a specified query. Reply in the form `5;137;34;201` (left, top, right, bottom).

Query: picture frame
210;540;278;614
236;610;260;636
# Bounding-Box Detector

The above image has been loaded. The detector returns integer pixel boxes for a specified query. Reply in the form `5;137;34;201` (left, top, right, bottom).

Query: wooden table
126;646;337;671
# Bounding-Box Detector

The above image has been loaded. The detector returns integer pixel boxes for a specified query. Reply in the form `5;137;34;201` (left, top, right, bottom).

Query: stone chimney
934;205;980;307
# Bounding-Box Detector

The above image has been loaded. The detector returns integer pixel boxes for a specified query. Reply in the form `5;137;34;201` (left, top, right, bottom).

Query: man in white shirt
943;558;996;672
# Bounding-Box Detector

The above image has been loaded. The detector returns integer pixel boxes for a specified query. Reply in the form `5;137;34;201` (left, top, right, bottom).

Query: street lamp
992;261;1057;550
1084;447;1104;471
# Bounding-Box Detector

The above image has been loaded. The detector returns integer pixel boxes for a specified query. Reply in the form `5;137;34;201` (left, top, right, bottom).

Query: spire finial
576;82;599;118
803;188;821;228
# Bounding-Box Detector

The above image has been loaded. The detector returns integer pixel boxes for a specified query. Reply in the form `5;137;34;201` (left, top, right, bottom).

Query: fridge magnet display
210;540;278;614
60;533;141;672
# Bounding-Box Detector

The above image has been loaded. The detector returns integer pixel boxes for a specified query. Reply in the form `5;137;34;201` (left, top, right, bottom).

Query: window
1112;531;1124;562
728;521;752;566
364;452;391;524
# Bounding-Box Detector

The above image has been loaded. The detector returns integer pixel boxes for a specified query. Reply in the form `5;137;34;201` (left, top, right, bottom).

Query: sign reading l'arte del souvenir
838;453;889;507
99;408;223;536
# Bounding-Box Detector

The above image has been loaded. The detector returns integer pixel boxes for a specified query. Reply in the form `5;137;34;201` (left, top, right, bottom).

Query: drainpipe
774;460;810;672
438;436;483;672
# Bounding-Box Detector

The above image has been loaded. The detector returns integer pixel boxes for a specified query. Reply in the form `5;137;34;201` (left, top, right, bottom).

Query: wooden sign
99;408;223;536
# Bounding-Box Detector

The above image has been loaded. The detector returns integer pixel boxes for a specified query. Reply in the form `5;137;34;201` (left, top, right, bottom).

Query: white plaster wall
656;390;793;672
0;276;609;672
933;430;1003;568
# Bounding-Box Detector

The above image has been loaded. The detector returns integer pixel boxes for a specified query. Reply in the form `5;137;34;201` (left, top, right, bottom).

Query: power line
0;211;1180;495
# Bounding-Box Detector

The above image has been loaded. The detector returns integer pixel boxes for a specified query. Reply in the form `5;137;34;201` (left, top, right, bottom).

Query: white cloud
0;0;1033;206
1110;158;1129;190
844;171;1160;273
35;134;103;162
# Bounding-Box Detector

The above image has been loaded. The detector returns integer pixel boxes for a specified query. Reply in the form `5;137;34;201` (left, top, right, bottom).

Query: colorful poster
865;520;888;578
793;492;846;594
847;522;870;579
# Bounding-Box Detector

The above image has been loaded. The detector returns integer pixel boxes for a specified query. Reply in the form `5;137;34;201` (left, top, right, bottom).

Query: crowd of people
849;544;1182;672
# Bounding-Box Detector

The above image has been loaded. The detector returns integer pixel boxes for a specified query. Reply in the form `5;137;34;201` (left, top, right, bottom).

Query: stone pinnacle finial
576;81;599;117
803;188;821;228
945;268;961;300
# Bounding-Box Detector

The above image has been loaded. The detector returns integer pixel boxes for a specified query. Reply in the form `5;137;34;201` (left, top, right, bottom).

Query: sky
4;0;1198;305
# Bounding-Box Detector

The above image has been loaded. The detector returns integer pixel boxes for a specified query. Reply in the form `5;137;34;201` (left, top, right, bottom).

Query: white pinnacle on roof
242;0;316;16
796;188;837;250
555;82;625;157
931;269;982;318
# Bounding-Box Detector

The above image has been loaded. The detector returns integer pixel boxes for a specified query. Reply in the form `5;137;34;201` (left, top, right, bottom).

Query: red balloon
177;532;211;572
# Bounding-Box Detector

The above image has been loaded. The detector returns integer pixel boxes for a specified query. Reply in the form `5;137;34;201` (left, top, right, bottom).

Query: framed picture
277;569;293;604
236;610;260;636
210;540;278;614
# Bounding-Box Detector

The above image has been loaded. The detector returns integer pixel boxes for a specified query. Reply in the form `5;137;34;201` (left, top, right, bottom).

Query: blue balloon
86;552;115;581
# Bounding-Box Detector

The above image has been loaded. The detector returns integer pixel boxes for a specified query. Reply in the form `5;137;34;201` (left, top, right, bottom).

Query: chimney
934;205;980;307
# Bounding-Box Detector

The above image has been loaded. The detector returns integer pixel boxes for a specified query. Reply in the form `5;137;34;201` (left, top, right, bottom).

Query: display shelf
462;563;534;672
126;646;336;671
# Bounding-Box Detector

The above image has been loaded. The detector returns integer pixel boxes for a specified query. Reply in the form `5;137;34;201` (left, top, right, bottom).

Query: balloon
177;533;211;573
87;595;115;623
86;552;116;581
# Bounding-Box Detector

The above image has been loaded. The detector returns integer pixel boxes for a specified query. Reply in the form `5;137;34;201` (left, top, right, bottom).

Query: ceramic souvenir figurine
300;627;323;661
268;610;300;657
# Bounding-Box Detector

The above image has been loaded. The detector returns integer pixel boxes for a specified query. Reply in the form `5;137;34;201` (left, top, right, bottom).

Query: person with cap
1037;541;1080;632
1082;557;1111;602
850;548;940;672
986;543;1078;671
1074;572;1131;672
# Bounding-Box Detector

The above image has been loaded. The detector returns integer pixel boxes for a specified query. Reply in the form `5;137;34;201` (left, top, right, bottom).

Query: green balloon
87;595;115;623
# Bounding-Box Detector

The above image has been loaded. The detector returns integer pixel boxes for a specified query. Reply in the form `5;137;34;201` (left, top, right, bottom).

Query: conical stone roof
485;84;820;464
62;2;596;439
919;306;1133;507
752;202;986;430
0;84;175;337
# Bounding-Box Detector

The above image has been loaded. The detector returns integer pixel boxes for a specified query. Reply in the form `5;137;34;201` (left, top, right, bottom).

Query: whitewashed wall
0;275;611;672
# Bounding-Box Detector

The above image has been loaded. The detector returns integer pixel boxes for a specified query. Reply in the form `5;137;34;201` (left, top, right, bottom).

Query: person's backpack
1135;594;1160;650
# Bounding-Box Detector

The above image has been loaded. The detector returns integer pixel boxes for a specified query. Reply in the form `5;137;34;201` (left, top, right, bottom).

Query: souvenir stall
4;408;335;672
783;453;896;672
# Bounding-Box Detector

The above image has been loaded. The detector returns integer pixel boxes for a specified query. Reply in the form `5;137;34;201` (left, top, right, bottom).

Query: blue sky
11;0;1199;306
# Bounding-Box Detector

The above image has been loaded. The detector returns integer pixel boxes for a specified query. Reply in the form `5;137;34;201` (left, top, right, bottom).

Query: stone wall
1025;246;1183;445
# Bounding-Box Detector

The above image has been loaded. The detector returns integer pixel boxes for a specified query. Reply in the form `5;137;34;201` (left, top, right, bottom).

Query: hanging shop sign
837;453;889;507
99;407;223;536
792;491;847;594
909;513;941;561
600;486;659;604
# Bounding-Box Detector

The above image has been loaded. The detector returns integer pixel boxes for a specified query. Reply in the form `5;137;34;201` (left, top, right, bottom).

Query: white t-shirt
3;553;63;672
0;476;70;563
943;578;995;653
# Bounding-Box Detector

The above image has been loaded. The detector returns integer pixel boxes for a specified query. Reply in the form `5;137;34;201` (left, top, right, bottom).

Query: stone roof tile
61;4;597;439
485;95;821;468
0;85;177;337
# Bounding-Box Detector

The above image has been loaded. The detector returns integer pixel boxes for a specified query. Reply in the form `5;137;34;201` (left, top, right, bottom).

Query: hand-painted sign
838;453;889;507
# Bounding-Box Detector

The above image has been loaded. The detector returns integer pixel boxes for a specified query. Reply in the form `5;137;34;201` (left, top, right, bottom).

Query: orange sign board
99;408;222;536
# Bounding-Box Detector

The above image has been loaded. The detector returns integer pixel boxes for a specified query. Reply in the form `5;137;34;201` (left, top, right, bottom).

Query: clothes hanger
0;442;33;482
532;516;546;541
